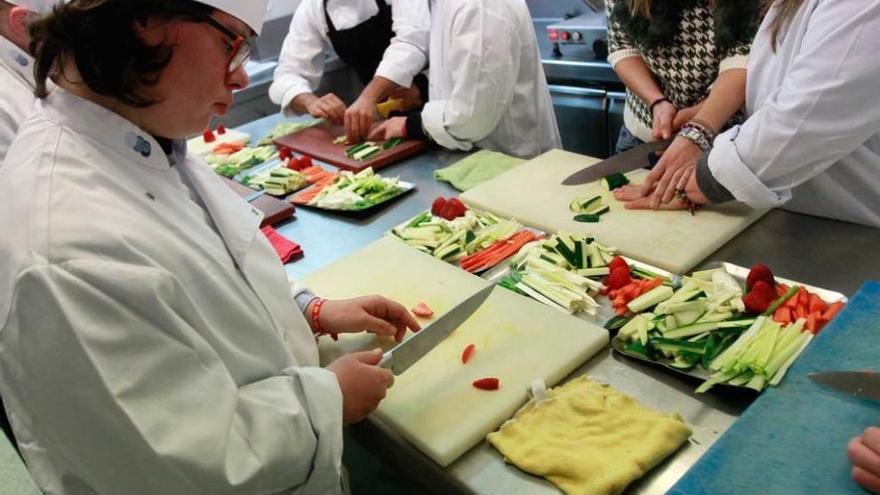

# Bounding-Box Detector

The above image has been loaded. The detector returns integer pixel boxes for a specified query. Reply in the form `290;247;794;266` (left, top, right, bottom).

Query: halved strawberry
472;377;499;391
431;197;447;216
743;280;776;314
300;154;313;168
608;256;629;272
606;267;633;290
746;263;775;290
411;302;434;318
216;124;226;135
202;129;216;143
447;197;468;217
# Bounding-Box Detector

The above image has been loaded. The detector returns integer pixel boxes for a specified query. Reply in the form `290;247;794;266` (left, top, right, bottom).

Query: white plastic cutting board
460;149;769;274
301;236;609;466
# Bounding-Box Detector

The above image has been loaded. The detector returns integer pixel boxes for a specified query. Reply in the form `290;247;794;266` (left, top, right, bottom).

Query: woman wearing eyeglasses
0;0;420;493
269;0;430;143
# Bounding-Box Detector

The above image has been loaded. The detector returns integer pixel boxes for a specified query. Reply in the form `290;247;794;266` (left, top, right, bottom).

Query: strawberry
743;280;776;314
300;154;313;168
447;197;468;217
279;147;291;161
202;129;216;143
472;377;499;391
461;344;476;364
608;256;629;272
606;267;633;290
439;202;459;221
431;196;447;216
411;302;434;318
216;124;226;135
746;263;775;290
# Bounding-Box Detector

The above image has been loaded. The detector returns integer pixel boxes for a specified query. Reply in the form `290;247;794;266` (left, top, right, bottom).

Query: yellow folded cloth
487;376;692;495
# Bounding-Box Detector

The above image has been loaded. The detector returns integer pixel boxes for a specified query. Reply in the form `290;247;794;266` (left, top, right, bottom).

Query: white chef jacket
0;88;345;494
269;0;430;115
708;0;880;228
420;0;561;159
0;35;36;166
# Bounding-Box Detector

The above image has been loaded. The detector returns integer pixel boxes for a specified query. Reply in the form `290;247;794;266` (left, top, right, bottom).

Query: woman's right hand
328;349;395;424
849;427;880;493
651;100;677;140
305;93;347;124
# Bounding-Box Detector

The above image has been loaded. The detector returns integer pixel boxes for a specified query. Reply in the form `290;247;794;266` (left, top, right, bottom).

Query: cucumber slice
573;213;600;223
601;173;630;190
569;195;602;213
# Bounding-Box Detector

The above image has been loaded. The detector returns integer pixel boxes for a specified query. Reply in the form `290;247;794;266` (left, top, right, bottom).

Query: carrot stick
821;301;845;321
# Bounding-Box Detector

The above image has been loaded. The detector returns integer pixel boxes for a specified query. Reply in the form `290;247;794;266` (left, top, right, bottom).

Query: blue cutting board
669;281;880;495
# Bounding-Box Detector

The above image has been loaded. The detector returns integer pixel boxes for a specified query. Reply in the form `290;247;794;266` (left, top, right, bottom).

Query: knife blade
561;138;673;186
243;189;265;203
379;284;495;375
808;371;880;401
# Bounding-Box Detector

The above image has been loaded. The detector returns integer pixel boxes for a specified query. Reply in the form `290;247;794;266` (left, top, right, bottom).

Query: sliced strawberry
202;129;216;143
300;154;313;168
743;280;776;314
286;157;301;170
746;263;775;290
431;197;447;216
216;124;226;135
606;267;633;290
472;377;499;391
439;202;459;221
608;256;629;272
279;147;291;160
461;344;476;364
411;302;434;318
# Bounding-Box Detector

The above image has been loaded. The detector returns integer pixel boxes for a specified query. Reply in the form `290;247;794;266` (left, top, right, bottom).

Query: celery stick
762;284;800;316
711;317;766;371
769;334;813;386
696;369;740;394
727;371;755;386
746;374;767;391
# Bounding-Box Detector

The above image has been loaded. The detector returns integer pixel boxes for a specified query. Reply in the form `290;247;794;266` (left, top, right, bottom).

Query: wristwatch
678;125;712;153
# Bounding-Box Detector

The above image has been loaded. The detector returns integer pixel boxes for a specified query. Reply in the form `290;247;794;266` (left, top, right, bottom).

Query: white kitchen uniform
0;88;345;494
420;0;561;159
708;0;880;228
0;35;36;166
269;0;430;114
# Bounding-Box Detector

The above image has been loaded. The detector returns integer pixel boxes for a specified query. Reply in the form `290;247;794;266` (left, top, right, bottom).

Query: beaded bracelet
309;298;338;341
675;189;702;216
678;121;713;153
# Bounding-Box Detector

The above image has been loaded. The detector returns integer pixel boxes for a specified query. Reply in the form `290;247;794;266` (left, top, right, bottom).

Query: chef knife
808;371;880;401
379;284;495;375
561;138;673;186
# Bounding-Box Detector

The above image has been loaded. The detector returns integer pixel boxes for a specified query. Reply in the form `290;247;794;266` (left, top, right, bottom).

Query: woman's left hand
623;167;708;210
367;116;407;141
639;136;704;207
316;295;422;343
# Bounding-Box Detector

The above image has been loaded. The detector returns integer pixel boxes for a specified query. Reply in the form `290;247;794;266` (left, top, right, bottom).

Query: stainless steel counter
237;114;880;494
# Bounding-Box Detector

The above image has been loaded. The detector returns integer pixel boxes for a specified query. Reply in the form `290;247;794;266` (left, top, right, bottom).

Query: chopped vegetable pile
257;119;323;146
305;167;403;210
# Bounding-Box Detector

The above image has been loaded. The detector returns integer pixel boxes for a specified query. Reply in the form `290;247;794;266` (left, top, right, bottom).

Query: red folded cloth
261;225;303;263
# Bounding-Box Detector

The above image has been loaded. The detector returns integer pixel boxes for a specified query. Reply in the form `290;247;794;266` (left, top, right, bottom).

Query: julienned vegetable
247;167;308;196
696;316;813;393
308;167;403;210
569;195;610;222
601;173;630;190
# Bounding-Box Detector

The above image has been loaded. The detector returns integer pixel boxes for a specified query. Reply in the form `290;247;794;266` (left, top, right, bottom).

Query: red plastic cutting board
221;177;295;227
273;122;426;173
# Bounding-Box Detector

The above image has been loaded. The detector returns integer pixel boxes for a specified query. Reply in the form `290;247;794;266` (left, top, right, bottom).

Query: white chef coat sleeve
8;260;344;494
374;0;429;88
269;0;330;117
420;6;519;151
708;0;880;208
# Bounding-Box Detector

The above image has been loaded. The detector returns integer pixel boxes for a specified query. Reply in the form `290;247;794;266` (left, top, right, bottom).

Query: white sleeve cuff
608;49;641;68
719;54;749;73
421;101;475;152
709;126;790;207
375;59;416;89
279;86;313;118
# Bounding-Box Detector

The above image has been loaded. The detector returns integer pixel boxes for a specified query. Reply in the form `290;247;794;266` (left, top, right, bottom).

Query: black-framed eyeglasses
203;16;253;75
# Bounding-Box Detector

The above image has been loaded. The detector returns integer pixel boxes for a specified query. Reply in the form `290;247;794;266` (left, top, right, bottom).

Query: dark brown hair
29;0;214;107
764;0;805;49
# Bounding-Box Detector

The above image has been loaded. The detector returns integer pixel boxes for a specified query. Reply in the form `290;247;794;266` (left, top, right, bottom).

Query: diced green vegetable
601;173;630;190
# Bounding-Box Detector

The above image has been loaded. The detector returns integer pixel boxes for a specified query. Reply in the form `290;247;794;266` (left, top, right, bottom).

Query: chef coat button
13;53;28;67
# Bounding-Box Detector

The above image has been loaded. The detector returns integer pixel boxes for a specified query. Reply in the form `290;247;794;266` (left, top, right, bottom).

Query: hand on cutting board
305;93;346;124
367;116;407;141
620;169;708;210
319;295;421;343
328;349;394;424
849;427;880;493
640;136;705;207
345;95;377;143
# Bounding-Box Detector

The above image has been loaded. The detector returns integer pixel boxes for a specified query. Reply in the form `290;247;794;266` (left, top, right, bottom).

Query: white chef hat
192;0;269;35
5;0;64;14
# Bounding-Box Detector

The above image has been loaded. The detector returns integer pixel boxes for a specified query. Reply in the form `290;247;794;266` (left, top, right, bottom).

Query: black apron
324;0;395;86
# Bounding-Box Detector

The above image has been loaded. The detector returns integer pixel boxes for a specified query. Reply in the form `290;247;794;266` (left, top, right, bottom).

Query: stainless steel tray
609;261;849;386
